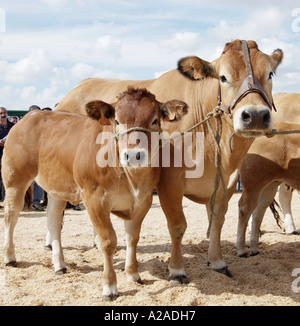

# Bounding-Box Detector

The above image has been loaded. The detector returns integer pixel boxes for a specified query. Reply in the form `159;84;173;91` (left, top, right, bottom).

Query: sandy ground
0;190;300;306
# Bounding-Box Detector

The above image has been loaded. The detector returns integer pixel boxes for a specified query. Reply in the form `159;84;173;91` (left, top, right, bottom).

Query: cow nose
241;108;271;129
121;149;148;167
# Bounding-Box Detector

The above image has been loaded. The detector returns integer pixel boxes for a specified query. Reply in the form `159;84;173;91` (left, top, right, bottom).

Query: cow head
86;87;188;167
178;40;283;137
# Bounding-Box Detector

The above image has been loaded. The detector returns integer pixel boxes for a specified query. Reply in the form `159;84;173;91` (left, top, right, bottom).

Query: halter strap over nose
218;40;277;116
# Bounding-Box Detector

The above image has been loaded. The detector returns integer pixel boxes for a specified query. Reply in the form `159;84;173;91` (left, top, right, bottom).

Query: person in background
0;107;16;202
9;116;19;124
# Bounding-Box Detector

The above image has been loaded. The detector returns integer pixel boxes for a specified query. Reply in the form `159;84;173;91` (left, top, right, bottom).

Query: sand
0;191;300;306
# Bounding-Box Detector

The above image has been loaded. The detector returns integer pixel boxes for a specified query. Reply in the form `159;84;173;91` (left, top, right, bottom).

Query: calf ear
86;101;115;126
161;100;188;121
178;56;218;80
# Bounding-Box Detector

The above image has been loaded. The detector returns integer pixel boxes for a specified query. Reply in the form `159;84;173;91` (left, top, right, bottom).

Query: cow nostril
136;152;141;161
123;152;129;162
242;111;251;123
263;111;271;125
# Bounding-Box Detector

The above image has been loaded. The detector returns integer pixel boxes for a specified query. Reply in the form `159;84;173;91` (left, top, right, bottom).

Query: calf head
86;87;188;167
178;39;283;137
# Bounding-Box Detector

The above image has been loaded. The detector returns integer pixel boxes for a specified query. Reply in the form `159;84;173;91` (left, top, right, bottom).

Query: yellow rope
114;106;228;239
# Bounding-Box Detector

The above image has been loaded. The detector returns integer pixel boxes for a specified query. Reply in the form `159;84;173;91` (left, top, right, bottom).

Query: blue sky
0;0;299;110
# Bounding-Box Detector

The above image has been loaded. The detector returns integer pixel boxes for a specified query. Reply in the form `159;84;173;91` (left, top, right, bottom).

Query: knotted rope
113;106;228;239
264;129;300;138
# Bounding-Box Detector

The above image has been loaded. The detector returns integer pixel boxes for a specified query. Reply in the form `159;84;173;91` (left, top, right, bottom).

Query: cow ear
160;100;188;122
178;56;219;80
86;101;115;126
270;48;283;71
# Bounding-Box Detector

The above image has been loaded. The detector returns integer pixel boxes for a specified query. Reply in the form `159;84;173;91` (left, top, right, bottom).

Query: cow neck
122;165;156;201
193;78;255;175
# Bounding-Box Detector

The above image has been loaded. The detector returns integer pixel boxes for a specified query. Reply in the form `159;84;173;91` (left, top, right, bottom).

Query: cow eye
115;119;119;125
268;71;274;80
219;75;228;83
151;119;158;126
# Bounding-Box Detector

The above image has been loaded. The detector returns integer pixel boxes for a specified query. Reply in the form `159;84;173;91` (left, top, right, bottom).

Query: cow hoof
136;278;143;285
55;267;67;275
127;273;143;284
250;251;259;257
168;274;189;284
289;230;300;235
238;252;248;258
102;293;118;302
45;244;52;251
214;266;233;278
6;260;17;267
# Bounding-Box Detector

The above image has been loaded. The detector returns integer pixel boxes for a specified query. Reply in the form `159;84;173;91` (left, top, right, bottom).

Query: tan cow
272;93;300;234
246;93;300;236
2;87;187;300
55;40;283;279
235;93;300;258
236;122;300;257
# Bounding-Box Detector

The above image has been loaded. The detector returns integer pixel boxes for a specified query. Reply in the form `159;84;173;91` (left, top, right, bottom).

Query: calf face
178;40;283;137
86;87;188;167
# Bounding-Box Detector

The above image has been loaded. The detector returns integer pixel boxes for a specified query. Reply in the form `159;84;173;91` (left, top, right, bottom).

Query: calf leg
46;195;67;274
124;213;144;283
206;202;231;276
249;183;278;256
85;197;118;301
157;185;187;284
4;186;28;266
279;183;298;234
123;196;152;283
236;190;260;257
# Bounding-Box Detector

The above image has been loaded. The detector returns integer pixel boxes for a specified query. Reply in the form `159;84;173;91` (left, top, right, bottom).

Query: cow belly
184;177;214;204
111;192;152;220
35;175;82;205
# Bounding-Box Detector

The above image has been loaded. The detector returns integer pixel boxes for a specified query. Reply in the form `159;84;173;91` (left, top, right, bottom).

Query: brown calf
236;122;300;257
2;87;187;300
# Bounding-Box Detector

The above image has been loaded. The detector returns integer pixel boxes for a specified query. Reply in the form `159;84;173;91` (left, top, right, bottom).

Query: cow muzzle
120;148;149;167
233;105;272;137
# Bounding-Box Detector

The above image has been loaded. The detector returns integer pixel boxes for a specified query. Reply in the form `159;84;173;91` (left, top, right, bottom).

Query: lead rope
264;129;300;137
114;105;229;239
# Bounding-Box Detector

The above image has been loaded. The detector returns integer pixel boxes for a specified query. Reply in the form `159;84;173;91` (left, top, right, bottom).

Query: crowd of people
0;105;81;211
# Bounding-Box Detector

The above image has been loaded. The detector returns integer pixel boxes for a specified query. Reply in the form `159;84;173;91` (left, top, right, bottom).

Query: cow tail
269;199;283;230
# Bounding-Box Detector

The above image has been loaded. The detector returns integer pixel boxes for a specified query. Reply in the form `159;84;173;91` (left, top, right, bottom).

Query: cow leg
46;195;67;274
157;186;188;284
4;186;28;266
279;183;298;234
85;198;118;301
236;190;261;257
206;202;231;276
249;183;278;256
123;195;153;283
124;213;145;283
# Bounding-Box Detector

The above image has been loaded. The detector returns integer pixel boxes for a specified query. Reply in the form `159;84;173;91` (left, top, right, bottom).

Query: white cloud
206;8;286;43
0;49;53;84
1;1;300;109
161;32;200;52
94;35;122;60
